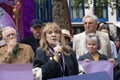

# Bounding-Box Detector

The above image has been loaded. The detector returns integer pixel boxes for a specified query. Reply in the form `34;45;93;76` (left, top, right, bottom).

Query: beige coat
0;43;34;63
73;31;111;59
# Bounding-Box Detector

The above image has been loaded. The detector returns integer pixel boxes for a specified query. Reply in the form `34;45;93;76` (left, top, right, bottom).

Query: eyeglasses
5;33;16;38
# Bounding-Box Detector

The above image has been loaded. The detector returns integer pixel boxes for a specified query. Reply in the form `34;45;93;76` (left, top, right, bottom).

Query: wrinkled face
46;29;60;47
30;26;41;39
3;29;17;43
84;17;97;34
86;40;98;54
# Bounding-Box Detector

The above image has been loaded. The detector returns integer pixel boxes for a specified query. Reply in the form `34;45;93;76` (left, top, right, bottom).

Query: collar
85;31;97;35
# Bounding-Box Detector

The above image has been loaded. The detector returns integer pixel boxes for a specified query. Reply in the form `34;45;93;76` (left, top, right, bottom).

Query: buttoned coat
33;48;79;80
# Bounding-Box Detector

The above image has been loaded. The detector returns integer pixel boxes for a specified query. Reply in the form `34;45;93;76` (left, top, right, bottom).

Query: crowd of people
0;14;120;80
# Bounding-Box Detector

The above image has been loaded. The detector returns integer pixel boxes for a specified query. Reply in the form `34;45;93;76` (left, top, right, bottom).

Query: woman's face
87;40;98;54
46;29;60;47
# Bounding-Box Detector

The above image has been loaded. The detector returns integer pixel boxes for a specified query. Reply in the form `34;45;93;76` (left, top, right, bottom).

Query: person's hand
53;45;63;56
108;58;116;67
7;38;17;53
108;58;115;63
84;59;90;62
53;45;63;62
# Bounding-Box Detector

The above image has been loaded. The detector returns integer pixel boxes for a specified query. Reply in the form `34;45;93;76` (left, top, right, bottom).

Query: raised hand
7;38;17;53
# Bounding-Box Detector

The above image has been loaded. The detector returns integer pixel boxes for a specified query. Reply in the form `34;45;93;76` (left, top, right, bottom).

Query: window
94;0;108;21
72;26;84;35
35;0;52;22
69;0;84;22
116;0;120;21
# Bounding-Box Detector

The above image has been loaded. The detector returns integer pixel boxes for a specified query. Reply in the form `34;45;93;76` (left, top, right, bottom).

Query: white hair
2;26;17;38
85;33;101;50
82;15;98;23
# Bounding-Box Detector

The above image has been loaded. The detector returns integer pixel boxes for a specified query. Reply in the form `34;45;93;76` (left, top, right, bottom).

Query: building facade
68;0;120;37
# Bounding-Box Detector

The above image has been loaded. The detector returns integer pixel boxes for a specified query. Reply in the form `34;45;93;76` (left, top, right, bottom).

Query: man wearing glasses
0;26;34;63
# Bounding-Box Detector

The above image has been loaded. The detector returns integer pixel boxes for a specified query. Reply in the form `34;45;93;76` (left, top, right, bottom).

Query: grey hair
82;15;98;23
85;33;101;50
2;26;17;38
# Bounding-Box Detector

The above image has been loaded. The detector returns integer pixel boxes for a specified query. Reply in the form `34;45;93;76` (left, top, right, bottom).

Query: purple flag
79;61;113;80
0;64;34;80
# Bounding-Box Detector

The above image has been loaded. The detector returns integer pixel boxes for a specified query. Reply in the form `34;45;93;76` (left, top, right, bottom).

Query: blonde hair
40;22;71;55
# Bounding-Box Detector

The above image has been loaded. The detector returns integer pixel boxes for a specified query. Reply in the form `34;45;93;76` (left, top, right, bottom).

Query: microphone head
56;41;61;46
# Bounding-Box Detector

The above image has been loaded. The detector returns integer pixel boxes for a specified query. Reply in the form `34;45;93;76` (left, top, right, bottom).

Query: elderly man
73;15;111;59
0;26;34;63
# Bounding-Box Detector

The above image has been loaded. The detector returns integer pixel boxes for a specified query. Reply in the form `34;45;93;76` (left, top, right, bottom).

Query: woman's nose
52;32;56;36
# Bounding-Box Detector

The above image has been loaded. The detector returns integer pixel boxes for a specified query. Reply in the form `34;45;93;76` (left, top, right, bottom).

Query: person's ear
30;27;33;31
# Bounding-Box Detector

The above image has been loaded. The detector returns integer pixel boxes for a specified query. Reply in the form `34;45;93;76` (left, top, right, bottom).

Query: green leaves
73;0;82;8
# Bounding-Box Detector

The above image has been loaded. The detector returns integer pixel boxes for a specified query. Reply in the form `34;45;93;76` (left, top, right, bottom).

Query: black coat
20;35;40;54
33;48;79;80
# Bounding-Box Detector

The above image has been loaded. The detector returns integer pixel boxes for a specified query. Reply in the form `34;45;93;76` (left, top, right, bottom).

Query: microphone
55;42;61;56
56;41;61;46
56;42;65;76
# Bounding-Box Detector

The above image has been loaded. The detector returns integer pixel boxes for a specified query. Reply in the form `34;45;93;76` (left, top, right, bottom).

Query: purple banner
0;0;18;5
0;7;16;28
21;0;34;37
0;64;34;80
79;61;113;80
0;7;18;44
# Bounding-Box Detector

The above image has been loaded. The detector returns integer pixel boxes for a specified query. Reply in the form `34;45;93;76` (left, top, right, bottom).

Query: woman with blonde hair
33;22;84;80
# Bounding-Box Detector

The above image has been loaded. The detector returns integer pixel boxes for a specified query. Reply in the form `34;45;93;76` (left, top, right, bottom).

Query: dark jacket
33;48;79;80
78;52;108;61
20;35;40;55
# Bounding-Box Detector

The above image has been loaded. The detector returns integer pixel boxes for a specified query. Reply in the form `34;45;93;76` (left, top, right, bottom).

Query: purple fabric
0;7;16;28
49;71;111;80
21;0;34;37
79;61;113;80
0;0;18;5
0;64;34;80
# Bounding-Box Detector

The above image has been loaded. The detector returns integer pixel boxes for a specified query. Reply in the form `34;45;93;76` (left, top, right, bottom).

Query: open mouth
51;38;59;42
51;39;57;41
